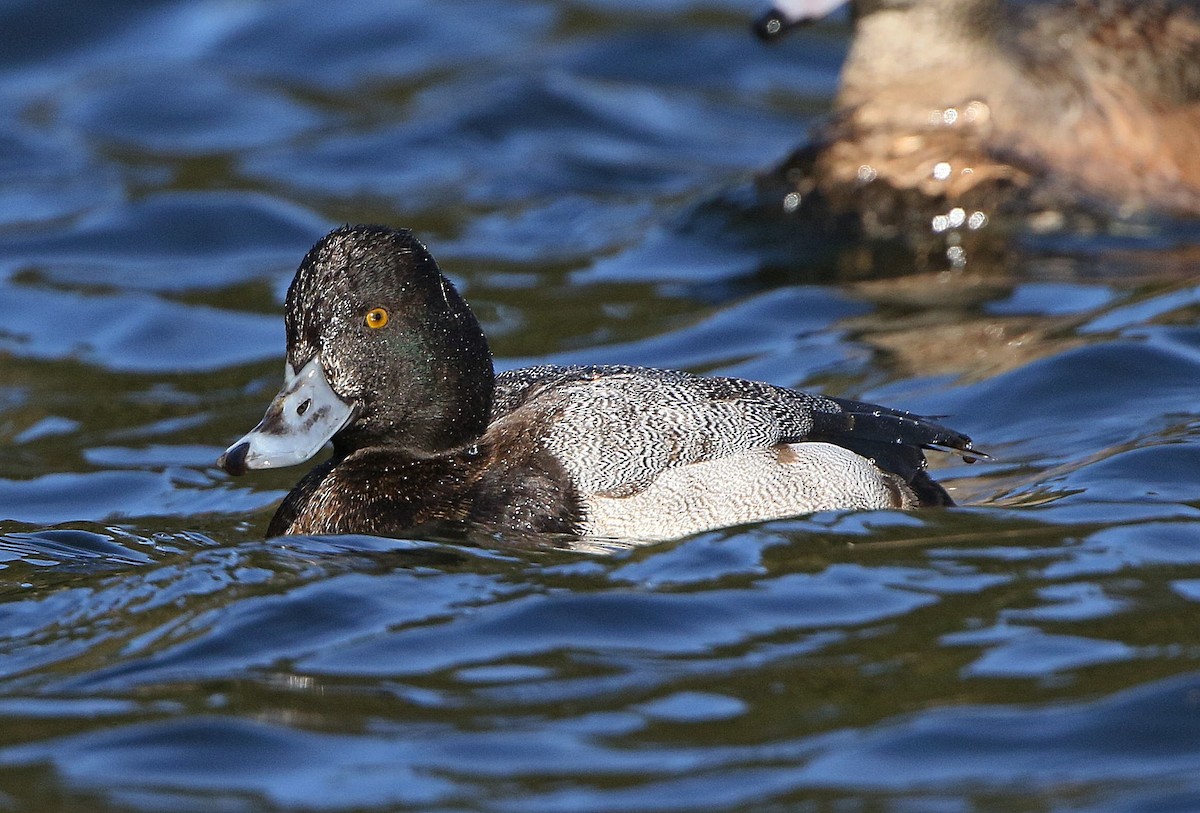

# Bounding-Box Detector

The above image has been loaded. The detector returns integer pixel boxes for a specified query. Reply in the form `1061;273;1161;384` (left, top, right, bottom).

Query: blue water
1;1;1199;810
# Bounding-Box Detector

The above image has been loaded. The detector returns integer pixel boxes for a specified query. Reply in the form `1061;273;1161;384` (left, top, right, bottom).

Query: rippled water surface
2;1;1200;810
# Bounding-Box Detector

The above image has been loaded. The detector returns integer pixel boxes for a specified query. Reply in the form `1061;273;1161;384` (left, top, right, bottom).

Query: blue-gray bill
218;357;355;476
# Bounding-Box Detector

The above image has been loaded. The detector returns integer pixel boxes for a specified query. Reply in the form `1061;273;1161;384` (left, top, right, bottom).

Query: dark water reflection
1;0;1199;810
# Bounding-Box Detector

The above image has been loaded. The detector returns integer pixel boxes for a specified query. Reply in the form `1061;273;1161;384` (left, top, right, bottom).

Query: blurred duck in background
753;0;1200;249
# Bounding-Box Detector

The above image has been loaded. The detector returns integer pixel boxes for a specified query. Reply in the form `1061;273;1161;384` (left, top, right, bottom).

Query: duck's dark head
219;225;493;476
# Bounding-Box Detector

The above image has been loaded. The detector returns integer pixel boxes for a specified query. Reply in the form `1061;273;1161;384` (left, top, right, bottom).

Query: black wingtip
218;442;250;476
815;399;987;464
919;433;989;463
922;429;989;463
957;447;990;465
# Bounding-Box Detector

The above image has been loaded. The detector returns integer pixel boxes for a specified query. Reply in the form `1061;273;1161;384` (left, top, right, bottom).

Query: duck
753;0;1200;231
218;225;978;542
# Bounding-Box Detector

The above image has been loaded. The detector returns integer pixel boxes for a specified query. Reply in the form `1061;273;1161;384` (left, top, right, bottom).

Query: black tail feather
816;397;982;459
806;398;984;497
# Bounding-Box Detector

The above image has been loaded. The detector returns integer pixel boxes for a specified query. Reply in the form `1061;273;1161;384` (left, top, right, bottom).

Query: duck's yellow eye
365;307;389;329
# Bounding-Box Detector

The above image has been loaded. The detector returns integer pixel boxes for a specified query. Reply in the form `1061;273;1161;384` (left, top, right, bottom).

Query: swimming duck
754;0;1200;226
218;225;977;542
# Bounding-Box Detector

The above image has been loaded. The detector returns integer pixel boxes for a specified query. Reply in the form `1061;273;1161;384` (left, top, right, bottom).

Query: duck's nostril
297;398;312;417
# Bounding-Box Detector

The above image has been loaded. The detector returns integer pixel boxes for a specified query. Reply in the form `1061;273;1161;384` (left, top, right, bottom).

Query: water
1;1;1199;810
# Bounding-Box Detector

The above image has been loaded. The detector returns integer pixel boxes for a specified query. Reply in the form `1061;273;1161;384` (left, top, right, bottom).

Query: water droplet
856;164;877;183
782;191;801;213
933;162;952;181
964;100;989;123
946;245;967;269
931;214;950;233
947;207;966;228
968;211;988;230
942;107;958;126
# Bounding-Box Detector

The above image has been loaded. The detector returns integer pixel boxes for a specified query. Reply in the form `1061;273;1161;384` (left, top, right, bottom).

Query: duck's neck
335;363;495;460
406;352;495;457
